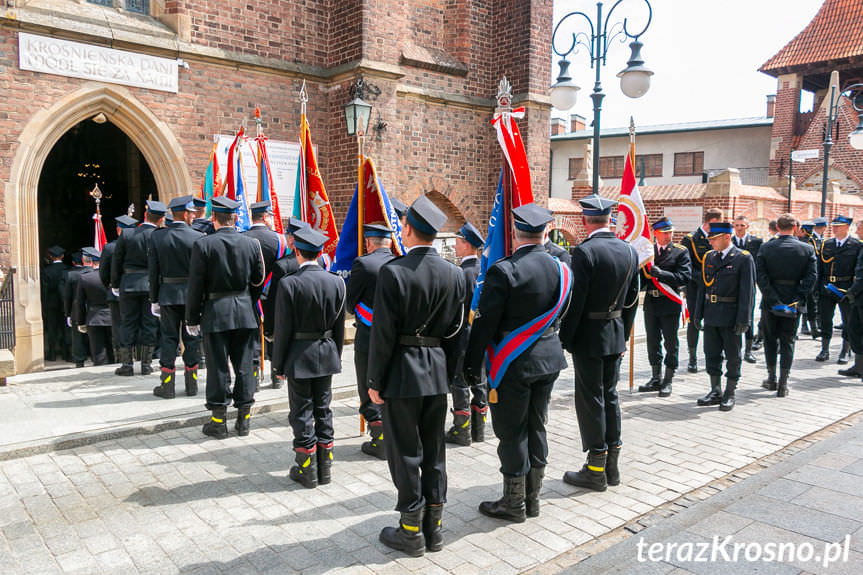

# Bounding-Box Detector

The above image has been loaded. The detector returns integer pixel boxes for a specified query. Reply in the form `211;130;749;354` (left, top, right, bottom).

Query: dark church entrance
38;118;157;258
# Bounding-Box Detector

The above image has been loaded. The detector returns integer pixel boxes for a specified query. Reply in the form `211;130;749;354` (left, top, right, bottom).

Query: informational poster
664;206;703;233
215;135;302;218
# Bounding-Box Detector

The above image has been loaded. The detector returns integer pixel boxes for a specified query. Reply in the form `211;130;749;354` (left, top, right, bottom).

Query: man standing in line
186;197;265;439
559;195;639;492
367;196;466;557
798;221;822;338
63;251;89;368
446;221;488;446
815;215;860;364
149;196;204;399
75;247;113;365
345;223;396;459
41;245;69;362
756;214;816;396
732;215;763;364
111;200;165;376
681;209;723;373
693;221;755;412
638;217;691;397
465;204;571;521
273;226;346;489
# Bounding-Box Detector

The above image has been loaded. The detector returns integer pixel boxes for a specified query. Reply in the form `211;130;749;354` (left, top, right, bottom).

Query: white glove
264;334;273;343
66;317;71;327
150;303;161;317
111;288;120;297
185;324;201;337
77;325;88;334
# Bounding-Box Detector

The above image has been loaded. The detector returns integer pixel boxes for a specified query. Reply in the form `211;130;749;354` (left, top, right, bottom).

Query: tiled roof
760;0;863;76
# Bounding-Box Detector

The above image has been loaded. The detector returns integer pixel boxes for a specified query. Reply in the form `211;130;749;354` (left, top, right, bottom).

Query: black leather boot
184;364;198;396
235;405;251;437
839;354;863;376
697;375;722;406
606;445;621;486
479;475;527;522
289;448;318;489
379;509;425;557
271;368;285;389
658;367;673;397
471;405;487;443
114;347;134;376
751;332;763;351
815;339;830;362
687;349;698;373
744;340;757;364
423;504;443;552
445;411;471;446
361;421;386;459
838;340;851;364
153;367;175;399
801;317;811;335
719;379;737;411
202;406;228;439
762;365;777;391
638;365;662;392
563;451;608;492
525;467;545;518
140;346;154;375
316;442;333;485
777;369;790;397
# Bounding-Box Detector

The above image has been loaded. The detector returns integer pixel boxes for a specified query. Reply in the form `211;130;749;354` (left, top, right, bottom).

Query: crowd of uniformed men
40;189;863;556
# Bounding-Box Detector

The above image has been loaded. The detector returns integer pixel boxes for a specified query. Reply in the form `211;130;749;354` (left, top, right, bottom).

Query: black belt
123;268;146;274
399;335;442;347
829;276;852;282
706;294;737;303
295;330;333;341
588;310;622;320
774;280;797;285
162;277;188;284
207;289;249;300
502;325;558;338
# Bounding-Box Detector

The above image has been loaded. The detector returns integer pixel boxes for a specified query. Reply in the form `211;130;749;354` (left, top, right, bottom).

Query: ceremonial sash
645;261;690;324
485;257;571;393
826;283;846;299
355;302;373;327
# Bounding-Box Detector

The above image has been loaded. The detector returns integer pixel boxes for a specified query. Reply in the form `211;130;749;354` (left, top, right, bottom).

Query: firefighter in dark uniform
693;222;755;412
446;221;488;446
244;200;287;385
345;223;396;459
465;204;571;522
841;220;863;379
63;251;89;367
638;217;691;397
272;226;346;489
41;245;69;362
101;215;138;363
186;196;265;439
191;196;215;234
756;213;817;397
149;196;205;399
815;215;860;364
367;196;466;557
559;195;639;493
75;247;113;365
681;208;723;372
732;215;763;363
798;221;823;337
111;200;165;376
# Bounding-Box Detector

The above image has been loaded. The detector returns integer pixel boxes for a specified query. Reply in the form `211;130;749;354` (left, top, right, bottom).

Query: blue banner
470;170;506;313
234;152;251;231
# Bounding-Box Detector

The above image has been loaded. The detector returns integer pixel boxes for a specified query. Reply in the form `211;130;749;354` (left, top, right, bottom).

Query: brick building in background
0;0;553;373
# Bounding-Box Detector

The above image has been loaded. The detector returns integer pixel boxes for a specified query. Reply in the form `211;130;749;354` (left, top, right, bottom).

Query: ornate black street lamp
549;0;654;194
821;81;863;216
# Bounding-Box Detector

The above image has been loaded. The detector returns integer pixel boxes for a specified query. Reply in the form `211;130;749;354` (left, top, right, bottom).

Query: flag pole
496;77;514;257
355;85;367;434
629;117;636;394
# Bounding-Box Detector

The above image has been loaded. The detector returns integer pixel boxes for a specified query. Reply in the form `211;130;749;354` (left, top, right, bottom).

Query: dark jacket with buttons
148;221;204;306
694;246;755;328
111;222;158;293
756;234;816;310
641;242;691;316
817;236;861;298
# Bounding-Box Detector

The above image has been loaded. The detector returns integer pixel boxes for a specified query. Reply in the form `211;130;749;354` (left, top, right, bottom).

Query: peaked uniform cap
832;215;852;225
579;194;617;216
813;217;828;227
211;196;241;214
652;217;674;231
457;221;485;248
81;247;101;259
145;200;168;216
512;203;554;233
192;196;207;208
406;195;447;235
115;215;138;228
250;201;273;215
391;197;408;218
708;221;733;238
48;245;65;258
168;195;194;212
287;217;309;234
293;226;328;252
363;223;393;238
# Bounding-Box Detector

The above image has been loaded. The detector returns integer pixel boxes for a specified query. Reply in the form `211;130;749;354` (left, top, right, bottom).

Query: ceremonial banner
470;170;506;313
255;115;284;234
293;115;338;264
331;158;404;279
616;149;653;266
93;213;107;250
199;140;220;217
225;128;251;231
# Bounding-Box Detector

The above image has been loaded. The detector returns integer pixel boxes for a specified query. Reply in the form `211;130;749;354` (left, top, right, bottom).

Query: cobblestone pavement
1;334;862;574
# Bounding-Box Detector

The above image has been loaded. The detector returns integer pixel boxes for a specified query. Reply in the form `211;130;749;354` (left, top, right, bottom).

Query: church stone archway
6;84;192;373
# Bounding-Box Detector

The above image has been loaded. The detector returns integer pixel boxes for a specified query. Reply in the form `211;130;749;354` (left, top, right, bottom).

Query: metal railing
0;267;16;351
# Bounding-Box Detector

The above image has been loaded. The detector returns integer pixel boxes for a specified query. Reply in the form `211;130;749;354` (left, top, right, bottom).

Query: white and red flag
616;147;653;265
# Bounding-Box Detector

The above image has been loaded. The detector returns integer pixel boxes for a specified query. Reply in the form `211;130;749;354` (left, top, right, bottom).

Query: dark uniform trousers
352;338;381;423
88;327;113;366
288;375;334;451
71;324;89;364
644;301;681;369
491;372;556;475
451;371;488;412
383;395;448;512
204;328;256;409
703;326;742;379
572;355;623;452
119;292;158;347
159;305;201;368
763;315;800;371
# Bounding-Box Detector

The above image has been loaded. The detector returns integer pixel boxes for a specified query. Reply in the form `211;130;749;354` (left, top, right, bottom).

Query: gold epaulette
673;243;685;250
741;249;750;256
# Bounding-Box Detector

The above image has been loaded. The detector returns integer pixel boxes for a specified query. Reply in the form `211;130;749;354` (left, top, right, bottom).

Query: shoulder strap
609;244;637;312
416;265;454;336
